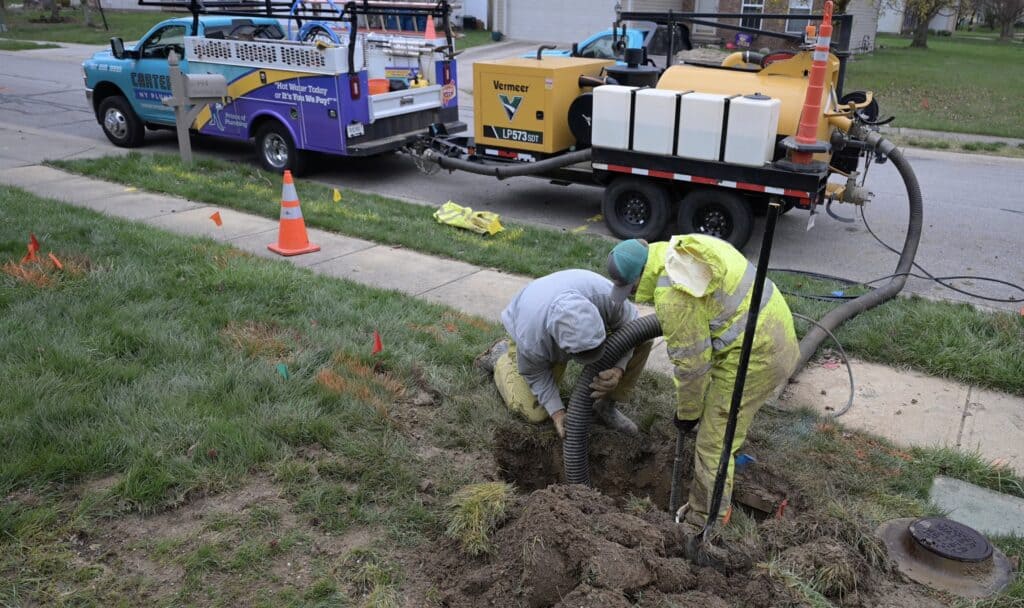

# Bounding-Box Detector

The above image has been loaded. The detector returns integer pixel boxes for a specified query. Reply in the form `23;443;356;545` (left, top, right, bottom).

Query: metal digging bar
700;200;782;542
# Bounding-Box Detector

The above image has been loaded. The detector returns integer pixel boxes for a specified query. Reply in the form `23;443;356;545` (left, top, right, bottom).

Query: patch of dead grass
2;254;93;287
219;321;302;360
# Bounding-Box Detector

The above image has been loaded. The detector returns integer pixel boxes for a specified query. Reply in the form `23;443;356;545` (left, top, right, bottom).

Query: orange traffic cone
424;15;437;40
268;170;320;256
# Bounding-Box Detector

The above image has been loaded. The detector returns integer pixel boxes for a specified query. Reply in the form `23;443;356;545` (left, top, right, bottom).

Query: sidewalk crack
416;268;482;296
956;386;973;448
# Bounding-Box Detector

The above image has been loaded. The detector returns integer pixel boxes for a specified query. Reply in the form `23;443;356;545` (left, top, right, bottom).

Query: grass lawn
889;135;1024;159
2;186;1023;605
55;153;1024;397
0;39;60;50
456;28;496;50
0;8;177;45
846;33;1024;138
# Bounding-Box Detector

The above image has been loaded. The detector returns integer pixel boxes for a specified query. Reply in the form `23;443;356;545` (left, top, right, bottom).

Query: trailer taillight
442;62;451;85
349;75;361;100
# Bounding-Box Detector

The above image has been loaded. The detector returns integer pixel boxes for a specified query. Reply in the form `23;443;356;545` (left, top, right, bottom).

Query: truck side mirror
110;37;125;60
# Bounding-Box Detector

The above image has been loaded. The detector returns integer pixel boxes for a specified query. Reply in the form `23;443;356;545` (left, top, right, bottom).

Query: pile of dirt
431;485;790;608
427;426;952;608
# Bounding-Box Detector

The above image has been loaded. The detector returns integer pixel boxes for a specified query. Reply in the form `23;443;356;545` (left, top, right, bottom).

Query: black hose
563;315;662;486
795;137;923;372
424;148;593;181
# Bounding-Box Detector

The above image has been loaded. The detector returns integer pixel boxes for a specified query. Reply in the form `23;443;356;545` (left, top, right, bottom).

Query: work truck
82;2;463;174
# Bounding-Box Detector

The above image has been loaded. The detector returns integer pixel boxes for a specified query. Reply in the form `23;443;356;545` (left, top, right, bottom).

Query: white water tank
677;92;727;161
633;89;679;155
724;93;781;166
592;85;637;150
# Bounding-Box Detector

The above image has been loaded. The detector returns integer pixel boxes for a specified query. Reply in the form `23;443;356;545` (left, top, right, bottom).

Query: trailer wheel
677;189;753;249
255;122;306;176
602;177;672;241
99;95;144;148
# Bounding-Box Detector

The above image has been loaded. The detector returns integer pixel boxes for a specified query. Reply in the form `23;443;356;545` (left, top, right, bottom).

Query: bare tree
905;0;958;46
981;0;1024;38
46;0;61;22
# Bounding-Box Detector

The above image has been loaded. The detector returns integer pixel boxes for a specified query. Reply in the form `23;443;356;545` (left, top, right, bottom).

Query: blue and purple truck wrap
83;16;463;173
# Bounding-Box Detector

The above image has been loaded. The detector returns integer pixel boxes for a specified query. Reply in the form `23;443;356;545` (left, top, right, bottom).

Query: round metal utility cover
909;517;993;562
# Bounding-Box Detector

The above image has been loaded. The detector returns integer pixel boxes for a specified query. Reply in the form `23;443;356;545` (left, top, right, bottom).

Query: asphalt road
2;42;1023;311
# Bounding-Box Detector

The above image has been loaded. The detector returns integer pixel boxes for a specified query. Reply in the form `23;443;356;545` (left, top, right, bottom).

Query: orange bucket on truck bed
369;78;390;95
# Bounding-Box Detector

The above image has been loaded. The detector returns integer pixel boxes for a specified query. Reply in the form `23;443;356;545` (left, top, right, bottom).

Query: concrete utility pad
930;475;1024;537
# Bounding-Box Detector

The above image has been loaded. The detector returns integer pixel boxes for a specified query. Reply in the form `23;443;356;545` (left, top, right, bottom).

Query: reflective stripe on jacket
637;234;797;420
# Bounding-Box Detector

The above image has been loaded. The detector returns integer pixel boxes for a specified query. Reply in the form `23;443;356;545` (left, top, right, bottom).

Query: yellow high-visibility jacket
635;234;798;420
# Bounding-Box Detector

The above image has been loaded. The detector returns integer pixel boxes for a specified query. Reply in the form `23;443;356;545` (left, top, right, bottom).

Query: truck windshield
205;22;286;40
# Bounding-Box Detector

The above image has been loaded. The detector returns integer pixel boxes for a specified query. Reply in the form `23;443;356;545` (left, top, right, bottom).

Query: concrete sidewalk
3;163;1023;473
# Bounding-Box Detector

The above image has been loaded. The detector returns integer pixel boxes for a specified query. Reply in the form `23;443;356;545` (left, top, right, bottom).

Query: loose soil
408;422;952;608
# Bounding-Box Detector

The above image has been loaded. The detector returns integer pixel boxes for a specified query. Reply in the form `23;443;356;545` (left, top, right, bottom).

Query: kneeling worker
475;269;652;438
607;236;799;529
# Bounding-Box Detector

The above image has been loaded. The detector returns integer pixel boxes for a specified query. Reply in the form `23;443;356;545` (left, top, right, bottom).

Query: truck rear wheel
255;121;306;176
99;96;145;148
677;188;753;249
602;177;672;241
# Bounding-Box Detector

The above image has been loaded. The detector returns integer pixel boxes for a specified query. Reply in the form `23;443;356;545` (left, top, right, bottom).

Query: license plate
346;122;365;138
483;125;543;145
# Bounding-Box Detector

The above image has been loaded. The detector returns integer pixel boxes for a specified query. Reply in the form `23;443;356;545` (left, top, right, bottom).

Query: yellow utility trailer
473;56;613;157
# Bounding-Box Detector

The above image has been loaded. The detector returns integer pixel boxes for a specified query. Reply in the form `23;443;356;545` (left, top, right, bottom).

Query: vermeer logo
499;94;523;121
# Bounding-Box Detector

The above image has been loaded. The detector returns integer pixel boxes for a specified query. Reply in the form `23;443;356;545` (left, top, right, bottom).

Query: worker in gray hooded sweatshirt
475;269;652;437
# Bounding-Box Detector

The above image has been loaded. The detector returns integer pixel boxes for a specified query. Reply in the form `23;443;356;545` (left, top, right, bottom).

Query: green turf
1;186;1022;604
55;153;1024;397
846;33;1024;138
456;28;497;50
0;8;176;45
0;38;60;50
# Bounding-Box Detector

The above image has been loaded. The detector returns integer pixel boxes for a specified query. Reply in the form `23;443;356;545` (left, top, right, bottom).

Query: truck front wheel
602;177;672;241
677;188;753;249
255;122;306;176
99;96;145;148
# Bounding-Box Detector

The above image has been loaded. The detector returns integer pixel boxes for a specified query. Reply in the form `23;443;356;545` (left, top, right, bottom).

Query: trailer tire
255;121;306;176
677;188;753;249
602;177;672;241
99;95;145;148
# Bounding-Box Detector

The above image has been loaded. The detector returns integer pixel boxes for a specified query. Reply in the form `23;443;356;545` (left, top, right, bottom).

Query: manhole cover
909;517;992;563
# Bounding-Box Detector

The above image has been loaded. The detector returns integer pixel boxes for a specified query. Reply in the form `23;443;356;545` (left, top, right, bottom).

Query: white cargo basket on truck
185;36;363;74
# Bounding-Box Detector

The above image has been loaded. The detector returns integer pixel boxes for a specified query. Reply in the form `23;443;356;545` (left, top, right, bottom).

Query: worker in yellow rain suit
607;235;799;529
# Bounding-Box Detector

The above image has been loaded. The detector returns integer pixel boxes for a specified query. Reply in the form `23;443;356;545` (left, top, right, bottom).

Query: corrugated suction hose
564;315;662;485
564;135;923;486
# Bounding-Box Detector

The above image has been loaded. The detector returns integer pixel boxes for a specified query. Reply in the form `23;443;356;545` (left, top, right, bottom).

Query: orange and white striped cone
777;0;834;172
424;15;437;40
268;170;320;256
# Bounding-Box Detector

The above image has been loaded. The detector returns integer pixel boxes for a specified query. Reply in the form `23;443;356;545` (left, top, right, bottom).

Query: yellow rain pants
635;235;799;525
433;201;504;235
493;339;653;422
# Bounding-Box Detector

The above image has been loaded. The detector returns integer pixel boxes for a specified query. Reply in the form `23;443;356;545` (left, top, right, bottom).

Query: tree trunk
910;19;930;46
48;0;60;22
1000;19;1014;39
83;0;93;27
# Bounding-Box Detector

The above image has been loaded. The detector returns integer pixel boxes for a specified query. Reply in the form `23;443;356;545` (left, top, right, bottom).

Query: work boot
593;399;639;436
473;338;509;374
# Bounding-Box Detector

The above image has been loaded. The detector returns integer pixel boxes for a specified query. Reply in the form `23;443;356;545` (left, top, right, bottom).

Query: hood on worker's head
547;292;606;364
607;239;649;307
665;235;713;297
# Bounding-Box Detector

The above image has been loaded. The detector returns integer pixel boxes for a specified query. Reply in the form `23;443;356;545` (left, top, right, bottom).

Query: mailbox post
162;50;227;164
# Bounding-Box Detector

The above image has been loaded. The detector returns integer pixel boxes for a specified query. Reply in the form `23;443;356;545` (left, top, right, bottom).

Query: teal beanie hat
607;239;649;286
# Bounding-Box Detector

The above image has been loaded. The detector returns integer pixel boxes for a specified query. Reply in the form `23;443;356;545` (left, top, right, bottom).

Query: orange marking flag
48;252;63;270
21;233;40;263
372;330;383;355
210;211;223;227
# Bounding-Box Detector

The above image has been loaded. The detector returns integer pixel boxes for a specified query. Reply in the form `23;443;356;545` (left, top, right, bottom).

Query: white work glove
589;367;624;400
551;409;566;438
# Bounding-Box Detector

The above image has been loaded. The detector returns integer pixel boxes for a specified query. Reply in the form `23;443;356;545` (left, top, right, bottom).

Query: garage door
506;0;619;44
